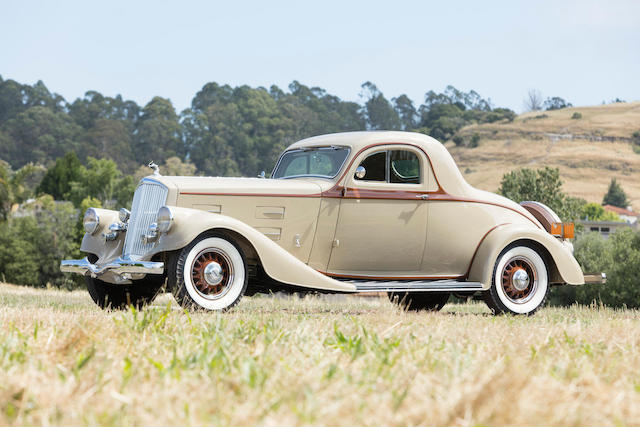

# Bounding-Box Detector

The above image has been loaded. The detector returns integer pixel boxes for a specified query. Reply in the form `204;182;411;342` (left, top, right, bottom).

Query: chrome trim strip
351;279;484;292
60;257;164;276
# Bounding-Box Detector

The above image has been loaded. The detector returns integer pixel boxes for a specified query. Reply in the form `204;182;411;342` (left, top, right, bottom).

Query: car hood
149;175;326;196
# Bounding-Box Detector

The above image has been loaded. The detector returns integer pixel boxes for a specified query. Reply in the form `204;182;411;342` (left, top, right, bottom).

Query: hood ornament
148;161;161;176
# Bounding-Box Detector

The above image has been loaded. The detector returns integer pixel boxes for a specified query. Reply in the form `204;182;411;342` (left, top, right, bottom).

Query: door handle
417;194;429;200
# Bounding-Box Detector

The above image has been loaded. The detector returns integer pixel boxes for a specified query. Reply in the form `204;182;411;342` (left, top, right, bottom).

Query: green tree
581;202;621;221
37;152;84;201
82;119;137;173
1;106;82;168
417;85;514;142
133;156;197;182
0;161;46;219
0;195;80;288
38;154;134;208
498;166;584;221
133;97;183;164
543;97;572;110
392;94;417;130
359;82;401;130
602;178;629;208
183;83;294;176
69;157;135;208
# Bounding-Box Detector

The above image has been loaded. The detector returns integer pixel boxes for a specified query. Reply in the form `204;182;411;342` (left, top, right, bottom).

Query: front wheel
482;245;549;315
85;275;163;310
171;234;247;311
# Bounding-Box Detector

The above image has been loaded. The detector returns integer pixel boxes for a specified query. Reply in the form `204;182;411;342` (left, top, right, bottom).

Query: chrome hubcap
204;261;224;286
501;256;538;304
512;269;529;291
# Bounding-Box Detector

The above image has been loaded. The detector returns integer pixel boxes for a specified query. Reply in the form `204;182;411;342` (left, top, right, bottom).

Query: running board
348;279;484;293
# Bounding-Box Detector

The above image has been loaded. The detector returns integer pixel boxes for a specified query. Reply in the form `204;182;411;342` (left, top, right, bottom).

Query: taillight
550;222;575;239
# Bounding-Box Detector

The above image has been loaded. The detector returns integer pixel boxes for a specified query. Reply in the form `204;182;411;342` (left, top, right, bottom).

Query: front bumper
584;272;607;285
60;257;164;276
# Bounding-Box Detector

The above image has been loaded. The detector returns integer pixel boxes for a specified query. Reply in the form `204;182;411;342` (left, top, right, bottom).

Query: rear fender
467;224;584;288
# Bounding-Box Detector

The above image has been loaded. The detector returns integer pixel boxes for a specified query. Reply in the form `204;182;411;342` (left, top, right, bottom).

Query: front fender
151;206;356;293
80;208;123;263
467;224;585;288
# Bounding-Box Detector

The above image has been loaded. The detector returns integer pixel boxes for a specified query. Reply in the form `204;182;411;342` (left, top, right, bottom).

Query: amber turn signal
550;222;575;239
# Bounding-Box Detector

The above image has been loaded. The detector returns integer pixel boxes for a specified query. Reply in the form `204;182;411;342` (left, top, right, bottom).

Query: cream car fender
80;208;124;263
151;206;356;293
467;223;585;288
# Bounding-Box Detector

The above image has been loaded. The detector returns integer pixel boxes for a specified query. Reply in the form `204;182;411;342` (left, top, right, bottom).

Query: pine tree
602;178;629;208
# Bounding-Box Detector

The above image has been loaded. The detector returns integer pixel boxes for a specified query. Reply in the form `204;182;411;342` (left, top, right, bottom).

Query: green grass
1;283;640;426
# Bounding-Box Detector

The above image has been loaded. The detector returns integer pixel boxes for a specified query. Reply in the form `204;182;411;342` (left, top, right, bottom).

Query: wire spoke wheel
172;235;247;311
483;245;549;315
500;256;538;304
190;248;234;300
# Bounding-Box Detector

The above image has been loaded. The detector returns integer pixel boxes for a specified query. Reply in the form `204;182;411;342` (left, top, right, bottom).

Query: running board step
348;279;484;293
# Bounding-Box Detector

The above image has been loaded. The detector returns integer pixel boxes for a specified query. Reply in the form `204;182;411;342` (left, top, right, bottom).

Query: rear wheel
171;234;247;311
482;245;549;315
388;292;450;311
85;275;164;310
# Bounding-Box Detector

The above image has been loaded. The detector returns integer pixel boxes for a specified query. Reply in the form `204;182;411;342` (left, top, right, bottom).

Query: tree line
0;76;520;178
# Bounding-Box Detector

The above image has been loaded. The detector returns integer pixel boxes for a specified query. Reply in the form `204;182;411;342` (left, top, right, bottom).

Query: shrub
550;229;640;308
633;131;640;154
581;202;621;221
452;135;465;146
0;196;82;288
571;112;582;120
469;134;480;148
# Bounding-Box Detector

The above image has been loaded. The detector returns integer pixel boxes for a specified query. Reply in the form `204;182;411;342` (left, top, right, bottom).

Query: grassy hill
449;102;640;208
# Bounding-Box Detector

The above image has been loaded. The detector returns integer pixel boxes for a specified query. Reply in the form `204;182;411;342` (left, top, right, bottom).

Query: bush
0;196;82;289
452;135;465;146
498;166;584;222
633;131;640;154
550;229;640;308
469;133;480;148
571;112;582;120
581;202;621;221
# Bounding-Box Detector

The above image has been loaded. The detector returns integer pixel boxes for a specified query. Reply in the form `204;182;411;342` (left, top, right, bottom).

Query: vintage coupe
61;131;603;315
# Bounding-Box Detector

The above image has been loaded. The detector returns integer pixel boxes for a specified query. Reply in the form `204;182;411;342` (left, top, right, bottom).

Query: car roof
286;131;444;154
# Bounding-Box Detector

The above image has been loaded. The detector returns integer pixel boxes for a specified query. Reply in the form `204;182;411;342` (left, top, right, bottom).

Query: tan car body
79;131;585;292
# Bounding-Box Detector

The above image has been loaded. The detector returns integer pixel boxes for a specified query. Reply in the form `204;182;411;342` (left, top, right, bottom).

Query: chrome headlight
119;208;131;223
156;206;174;233
83;208;100;234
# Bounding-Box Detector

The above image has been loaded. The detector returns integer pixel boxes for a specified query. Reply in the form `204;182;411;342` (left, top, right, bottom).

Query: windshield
272;146;350;179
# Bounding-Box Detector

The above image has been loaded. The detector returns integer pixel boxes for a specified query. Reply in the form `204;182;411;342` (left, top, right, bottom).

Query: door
327;147;430;277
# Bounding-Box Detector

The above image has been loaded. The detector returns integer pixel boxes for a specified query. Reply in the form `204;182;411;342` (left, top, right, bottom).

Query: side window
356;151;386;181
390;150;420;184
355;149;421;184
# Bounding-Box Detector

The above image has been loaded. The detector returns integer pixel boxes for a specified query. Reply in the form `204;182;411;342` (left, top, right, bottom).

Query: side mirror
354;166;366;179
258;171;266;179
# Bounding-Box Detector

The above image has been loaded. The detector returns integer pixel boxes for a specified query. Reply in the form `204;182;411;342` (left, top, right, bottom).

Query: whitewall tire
483;245;549;315
172;235;247;311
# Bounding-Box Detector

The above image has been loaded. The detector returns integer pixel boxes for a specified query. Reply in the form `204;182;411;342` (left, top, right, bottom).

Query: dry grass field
2;283;640;426
450;102;640;207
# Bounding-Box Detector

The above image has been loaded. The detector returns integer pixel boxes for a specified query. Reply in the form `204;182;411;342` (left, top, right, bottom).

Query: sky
1;0;639;113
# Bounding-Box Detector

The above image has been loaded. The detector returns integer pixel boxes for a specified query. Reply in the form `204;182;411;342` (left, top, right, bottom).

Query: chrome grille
123;180;168;259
